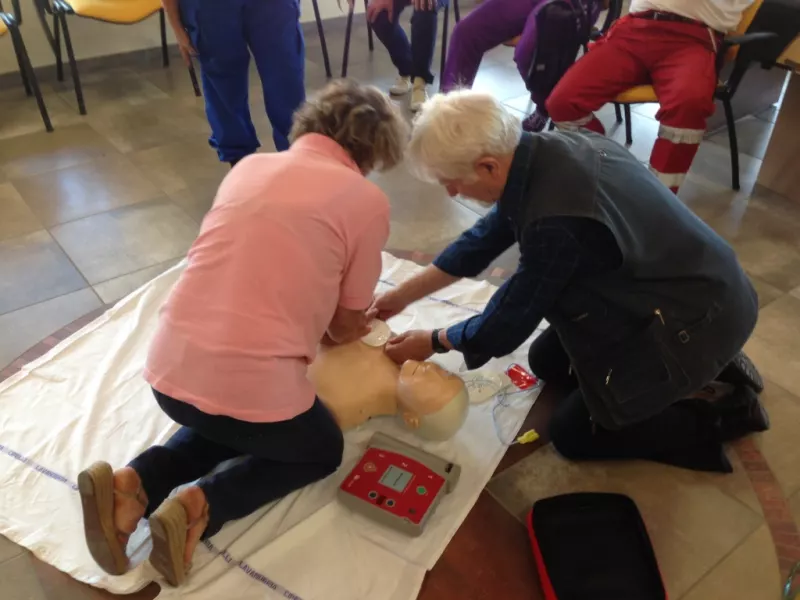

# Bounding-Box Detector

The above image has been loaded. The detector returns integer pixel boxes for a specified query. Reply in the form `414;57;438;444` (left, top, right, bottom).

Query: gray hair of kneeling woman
290;79;410;175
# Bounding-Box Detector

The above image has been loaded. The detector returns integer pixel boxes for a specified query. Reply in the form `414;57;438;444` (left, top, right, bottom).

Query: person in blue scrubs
162;0;305;164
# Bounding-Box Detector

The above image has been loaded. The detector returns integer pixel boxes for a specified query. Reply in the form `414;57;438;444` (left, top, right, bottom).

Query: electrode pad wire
491;384;541;446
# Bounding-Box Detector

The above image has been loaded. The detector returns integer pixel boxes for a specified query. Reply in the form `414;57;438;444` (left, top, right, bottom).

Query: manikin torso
307;339;468;440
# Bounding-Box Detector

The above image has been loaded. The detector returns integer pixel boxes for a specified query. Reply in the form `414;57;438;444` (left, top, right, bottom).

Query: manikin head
396;360;468;441
406;90;521;205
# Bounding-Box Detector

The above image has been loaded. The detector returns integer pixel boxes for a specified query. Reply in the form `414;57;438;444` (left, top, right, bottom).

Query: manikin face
397;360;466;429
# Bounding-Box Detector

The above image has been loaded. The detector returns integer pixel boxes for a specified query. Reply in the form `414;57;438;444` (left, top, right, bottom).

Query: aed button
368;491;378;500
386;499;396;508
416;486;427;496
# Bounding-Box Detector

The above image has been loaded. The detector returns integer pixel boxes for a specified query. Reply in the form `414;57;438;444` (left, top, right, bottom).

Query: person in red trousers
546;0;754;193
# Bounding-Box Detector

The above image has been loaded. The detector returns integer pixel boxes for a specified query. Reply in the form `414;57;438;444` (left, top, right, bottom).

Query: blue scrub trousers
180;0;306;160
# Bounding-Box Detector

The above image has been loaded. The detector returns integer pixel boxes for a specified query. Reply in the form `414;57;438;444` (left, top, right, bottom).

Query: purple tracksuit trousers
440;0;550;92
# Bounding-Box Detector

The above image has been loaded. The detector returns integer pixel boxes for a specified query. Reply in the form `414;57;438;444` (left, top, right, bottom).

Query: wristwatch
431;329;449;354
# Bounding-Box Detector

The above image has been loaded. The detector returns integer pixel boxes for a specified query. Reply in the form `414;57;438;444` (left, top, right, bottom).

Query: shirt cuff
445;321;492;370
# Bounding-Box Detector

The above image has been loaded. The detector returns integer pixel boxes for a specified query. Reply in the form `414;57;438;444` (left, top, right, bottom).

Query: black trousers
529;327;731;473
129;390;344;538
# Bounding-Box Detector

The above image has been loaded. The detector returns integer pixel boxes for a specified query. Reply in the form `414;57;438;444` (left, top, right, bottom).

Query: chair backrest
724;0;800;94
736;0;800;63
599;0;623;34
725;0;765;61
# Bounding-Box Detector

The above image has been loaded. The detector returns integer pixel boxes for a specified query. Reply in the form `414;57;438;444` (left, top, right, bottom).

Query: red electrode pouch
506;363;538;390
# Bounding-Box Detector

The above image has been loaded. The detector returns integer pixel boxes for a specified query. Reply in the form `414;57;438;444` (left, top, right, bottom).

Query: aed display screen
379;465;412;493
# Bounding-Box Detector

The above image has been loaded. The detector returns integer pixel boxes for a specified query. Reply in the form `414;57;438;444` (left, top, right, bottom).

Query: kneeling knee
549;415;591;461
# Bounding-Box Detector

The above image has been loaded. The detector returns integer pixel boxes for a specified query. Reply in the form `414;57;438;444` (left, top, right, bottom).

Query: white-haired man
375;90;767;473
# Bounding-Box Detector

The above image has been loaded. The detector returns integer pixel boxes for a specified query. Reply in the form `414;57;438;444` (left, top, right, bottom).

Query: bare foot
175;486;209;565
113;467;147;543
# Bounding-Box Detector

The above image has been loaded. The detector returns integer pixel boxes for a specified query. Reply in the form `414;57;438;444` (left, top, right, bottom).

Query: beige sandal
78;462;146;575
149;497;209;587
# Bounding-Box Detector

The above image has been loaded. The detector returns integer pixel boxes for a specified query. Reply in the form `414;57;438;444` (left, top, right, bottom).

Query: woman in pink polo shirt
77;80;409;586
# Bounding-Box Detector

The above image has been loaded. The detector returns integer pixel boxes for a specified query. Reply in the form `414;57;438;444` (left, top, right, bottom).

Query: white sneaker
389;76;411;96
410;78;428;112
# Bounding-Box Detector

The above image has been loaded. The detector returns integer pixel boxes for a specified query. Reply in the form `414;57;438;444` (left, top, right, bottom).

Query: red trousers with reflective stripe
546;15;720;192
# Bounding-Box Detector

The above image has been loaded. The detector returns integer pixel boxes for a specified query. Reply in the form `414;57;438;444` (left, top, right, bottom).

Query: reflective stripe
553;114;594;131
658;123;705;144
649;166;686;189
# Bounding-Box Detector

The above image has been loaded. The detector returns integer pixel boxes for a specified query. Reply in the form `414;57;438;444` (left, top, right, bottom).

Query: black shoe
715;386;770;442
716;350;764;394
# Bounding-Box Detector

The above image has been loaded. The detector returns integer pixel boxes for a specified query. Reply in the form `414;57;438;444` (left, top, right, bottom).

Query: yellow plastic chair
613;0;769;189
32;0;200;115
1;0;53;131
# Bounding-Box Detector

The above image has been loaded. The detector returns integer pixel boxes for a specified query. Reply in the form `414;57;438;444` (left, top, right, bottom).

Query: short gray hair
407;90;522;182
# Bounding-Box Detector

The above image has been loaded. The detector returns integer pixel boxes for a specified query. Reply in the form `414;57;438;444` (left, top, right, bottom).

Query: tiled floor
1;12;798;600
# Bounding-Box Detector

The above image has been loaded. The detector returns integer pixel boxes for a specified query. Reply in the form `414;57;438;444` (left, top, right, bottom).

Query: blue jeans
180;0;306;160
129;390;343;538
370;0;448;85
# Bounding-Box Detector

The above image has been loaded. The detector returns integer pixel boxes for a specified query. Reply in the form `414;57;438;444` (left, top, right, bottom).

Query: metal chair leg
54;12;63;81
188;61;202;97
310;0;331;77
623;104;632;146
364;0;373;51
11;30;33;96
159;8;169;67
723;98;740;191
614;102;622;123
453;0;460;22
10;26;53;132
341;5;355;78
58;11;86;115
439;2;449;92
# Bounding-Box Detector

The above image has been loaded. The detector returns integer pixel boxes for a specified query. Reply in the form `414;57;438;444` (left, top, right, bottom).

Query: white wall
0;0;361;75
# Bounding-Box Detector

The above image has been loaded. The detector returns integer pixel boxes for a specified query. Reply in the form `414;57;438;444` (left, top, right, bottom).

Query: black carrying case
527;493;667;600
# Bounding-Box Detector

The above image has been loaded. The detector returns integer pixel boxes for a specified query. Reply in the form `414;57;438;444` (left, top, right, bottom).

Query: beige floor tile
167;185;217;224
0;124;117;180
0;288;102;369
709;192;800;292
708;115;775;161
472;64;529;102
487;445;762;599
679;525;781;600
631;101;660;120
0;84;83;141
0;553;47;600
744;296;800;398
750;274;786;309
503;94;535;116
0;183;43;242
86;99;212;154
0;230;87;316
49;198;199;284
0;534;23;565
53;67;171;116
373;163;479;255
93;259;181;305
128;138;228;195
607;111;660;165
12;155;162;227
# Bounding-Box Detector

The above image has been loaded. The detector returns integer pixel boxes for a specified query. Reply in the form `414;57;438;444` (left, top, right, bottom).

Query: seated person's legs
546;19;649;135
648;28;718;193
441;0;534;92
370;0;447;109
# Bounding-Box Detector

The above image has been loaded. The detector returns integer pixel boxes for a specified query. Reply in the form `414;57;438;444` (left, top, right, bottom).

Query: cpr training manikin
308;323;469;441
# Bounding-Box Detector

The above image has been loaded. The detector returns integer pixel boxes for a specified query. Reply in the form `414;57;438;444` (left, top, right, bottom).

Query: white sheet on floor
0;253;541;600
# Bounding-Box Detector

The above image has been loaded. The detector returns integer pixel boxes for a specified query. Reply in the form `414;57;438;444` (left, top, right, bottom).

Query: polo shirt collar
290;133;361;173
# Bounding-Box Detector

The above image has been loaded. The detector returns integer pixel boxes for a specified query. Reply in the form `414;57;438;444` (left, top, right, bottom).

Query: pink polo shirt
144;134;390;422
